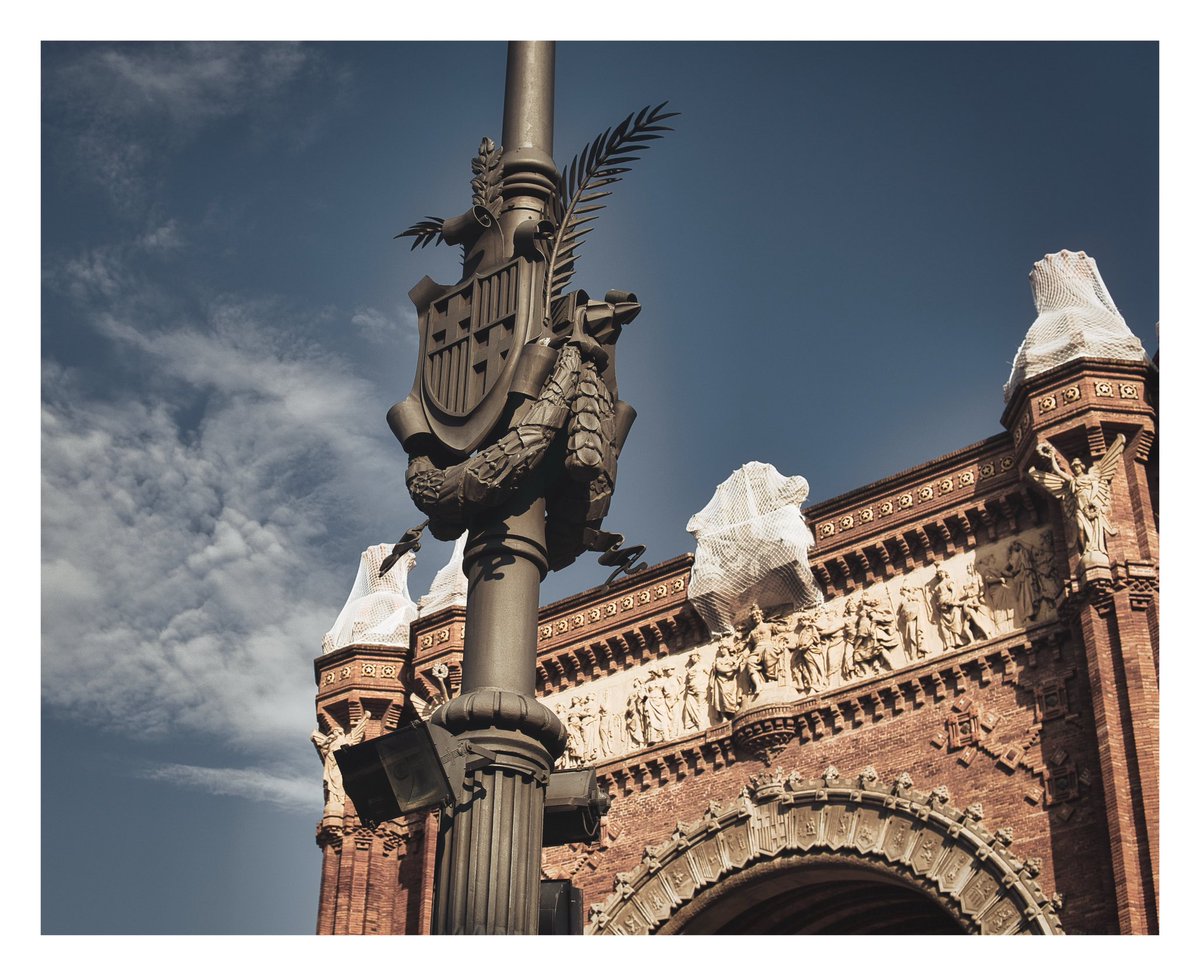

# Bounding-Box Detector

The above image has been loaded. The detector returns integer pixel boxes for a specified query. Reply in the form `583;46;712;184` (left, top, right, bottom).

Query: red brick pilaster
1073;584;1158;933
417;810;439;934
315;828;343;934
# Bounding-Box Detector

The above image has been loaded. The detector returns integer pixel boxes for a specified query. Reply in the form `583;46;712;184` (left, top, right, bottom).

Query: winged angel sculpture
1026;435;1126;564
312;713;370;818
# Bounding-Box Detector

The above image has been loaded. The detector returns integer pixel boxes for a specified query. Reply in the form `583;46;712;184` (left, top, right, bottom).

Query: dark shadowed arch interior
660;855;967;935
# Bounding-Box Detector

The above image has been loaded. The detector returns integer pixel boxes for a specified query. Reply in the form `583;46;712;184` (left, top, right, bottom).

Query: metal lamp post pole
429;41;567;936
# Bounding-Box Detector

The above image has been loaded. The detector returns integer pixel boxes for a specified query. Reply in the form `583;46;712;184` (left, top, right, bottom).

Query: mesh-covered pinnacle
418;533;469;617
686;461;824;635
322;545;419;653
1004;250;1150;402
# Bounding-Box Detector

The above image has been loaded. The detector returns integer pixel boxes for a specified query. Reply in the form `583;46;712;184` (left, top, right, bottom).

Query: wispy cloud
42;289;403;753
140;762;319;813
41;42;400;808
44;42;344;215
351;305;418;346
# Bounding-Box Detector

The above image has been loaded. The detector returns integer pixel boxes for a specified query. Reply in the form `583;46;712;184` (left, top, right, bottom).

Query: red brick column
1073;584;1158;933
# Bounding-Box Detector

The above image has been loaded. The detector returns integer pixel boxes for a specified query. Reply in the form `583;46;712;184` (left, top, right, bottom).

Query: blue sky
39;37;1159;937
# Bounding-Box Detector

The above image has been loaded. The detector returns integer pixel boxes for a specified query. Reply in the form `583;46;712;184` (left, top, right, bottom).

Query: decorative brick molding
587;768;1064;935
809;486;1043;597
316;816;412;857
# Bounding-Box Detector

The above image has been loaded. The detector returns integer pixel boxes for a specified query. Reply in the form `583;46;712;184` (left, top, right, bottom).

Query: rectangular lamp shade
543;767;611;847
335;722;454;827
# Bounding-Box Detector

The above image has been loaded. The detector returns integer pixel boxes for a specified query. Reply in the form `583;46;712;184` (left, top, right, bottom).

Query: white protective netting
418;533;469;617
686;461;824;635
321;544;418;653
1004;250;1150;402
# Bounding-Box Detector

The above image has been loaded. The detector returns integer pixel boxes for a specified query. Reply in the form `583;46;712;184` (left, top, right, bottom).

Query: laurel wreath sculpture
388;105;676;577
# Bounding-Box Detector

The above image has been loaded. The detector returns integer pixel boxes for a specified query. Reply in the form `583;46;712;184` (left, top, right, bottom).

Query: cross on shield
425;262;518;416
394;255;542;457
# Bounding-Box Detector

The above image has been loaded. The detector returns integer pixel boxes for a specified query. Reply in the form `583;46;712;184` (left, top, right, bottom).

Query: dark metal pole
389;38;671;934
430;40;566;935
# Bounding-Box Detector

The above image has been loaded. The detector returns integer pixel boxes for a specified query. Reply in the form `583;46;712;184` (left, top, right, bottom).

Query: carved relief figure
661;667;682;738
959;565;998;640
624;678;646;748
1033;531;1063;605
708;636;742;720
1026;435;1126;561
1000;541;1042;626
643;669;673;744
741;603;796;696
897;584;929;662
681;653;706;731
929;566;970;649
826;603;855;683
976;555;1015;630
565;697;589;764
580;694;602;758
312;712;371;818
597;701;613;756
791;608;833;694
847;595;899;678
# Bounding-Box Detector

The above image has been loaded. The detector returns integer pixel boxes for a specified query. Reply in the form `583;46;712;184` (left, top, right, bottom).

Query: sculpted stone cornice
313;644;409;695
411;604;467;661
808;485;1043;598
1062;559;1159;614
806;434;1020;559
1001;356;1157;441
535;556;706;695
587;768;1065;935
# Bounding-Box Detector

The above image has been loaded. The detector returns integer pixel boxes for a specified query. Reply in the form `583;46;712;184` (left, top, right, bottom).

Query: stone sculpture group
549;528;1063;769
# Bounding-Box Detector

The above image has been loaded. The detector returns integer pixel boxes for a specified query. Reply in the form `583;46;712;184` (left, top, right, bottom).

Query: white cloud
351;305;418;346
45;42;337;214
42;294;406;755
140;761;319;813
141;219;184;251
60;245;130;301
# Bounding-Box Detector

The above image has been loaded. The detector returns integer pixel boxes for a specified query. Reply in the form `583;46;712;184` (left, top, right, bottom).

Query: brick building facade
311;250;1158;935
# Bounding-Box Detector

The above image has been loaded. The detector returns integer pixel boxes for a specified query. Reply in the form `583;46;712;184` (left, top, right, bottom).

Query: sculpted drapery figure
792;608;839;693
312;713;371;817
624;678;646;748
709;637;742;720
958;566;997;641
844;595;899;678
999;541;1044;626
742;603;796;695
681;653;706;731
930;566;970;650
643;669;673;744
897;584;928;662
1026;435;1126;562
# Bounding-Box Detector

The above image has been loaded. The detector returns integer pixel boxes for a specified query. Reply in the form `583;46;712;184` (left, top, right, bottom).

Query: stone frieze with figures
542;527;1062;769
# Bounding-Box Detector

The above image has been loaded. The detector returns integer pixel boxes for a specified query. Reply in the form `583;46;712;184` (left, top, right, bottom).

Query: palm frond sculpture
395;217;446;250
541;102;678;318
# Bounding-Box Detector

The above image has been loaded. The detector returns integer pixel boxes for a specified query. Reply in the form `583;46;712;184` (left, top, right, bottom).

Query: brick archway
587;767;1065;935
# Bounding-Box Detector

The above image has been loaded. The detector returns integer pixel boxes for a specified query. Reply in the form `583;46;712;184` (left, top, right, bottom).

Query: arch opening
662;855;967;935
587;770;1064;936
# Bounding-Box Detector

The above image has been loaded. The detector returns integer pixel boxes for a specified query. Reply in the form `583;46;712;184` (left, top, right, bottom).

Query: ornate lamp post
382;41;674;934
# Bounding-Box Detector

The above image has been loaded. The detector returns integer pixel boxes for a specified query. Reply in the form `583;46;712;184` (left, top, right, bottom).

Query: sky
37;36;1162;939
